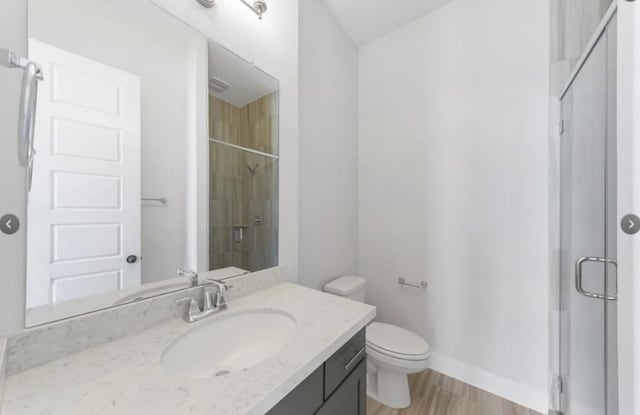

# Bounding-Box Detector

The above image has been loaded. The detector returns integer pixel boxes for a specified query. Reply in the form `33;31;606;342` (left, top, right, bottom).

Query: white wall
298;0;359;290
149;0;300;280
358;0;550;410
0;0;28;334
29;0;203;284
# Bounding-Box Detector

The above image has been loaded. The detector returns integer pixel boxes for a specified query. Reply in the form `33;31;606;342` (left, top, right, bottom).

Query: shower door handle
575;256;617;301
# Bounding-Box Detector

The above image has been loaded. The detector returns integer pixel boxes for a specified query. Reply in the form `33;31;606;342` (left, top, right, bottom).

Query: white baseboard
428;352;548;413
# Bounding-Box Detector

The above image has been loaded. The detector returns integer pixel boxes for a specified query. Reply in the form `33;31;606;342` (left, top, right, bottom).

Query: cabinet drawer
316;359;367;415
266;365;324;415
323;328;366;399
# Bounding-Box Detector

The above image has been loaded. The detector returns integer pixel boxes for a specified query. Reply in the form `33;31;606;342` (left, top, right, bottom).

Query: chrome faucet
177;267;198;287
175;279;232;323
204;279;231;309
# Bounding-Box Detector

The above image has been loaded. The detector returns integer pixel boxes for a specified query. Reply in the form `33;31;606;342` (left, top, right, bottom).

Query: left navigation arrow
0;214;20;235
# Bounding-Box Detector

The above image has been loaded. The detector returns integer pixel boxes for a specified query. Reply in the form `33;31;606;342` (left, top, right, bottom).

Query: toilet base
366;363;411;409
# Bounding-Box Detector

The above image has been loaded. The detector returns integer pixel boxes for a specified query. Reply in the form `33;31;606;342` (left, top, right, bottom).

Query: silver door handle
575;256;617;301
21;61;40;191
1;49;43;190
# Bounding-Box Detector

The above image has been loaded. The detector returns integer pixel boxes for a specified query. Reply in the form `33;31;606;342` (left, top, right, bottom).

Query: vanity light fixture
196;0;216;8
240;0;268;19
195;0;268;20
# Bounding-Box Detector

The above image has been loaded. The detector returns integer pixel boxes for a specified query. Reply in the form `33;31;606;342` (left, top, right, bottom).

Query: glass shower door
558;14;617;415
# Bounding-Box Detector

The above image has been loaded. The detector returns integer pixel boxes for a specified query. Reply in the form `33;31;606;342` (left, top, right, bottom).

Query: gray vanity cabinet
267;328;366;415
316;360;366;415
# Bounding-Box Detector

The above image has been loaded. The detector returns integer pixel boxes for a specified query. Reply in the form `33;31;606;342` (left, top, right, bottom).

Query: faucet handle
175;296;201;315
202;279;231;308
203;287;216;311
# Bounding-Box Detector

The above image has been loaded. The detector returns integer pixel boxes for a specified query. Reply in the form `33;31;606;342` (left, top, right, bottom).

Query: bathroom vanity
268;329;366;415
0;277;375;415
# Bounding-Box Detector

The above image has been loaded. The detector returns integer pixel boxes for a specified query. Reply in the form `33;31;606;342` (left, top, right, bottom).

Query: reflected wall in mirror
25;0;279;327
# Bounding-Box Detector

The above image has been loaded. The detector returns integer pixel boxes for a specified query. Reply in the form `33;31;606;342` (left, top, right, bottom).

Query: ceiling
208;41;279;107
321;0;453;45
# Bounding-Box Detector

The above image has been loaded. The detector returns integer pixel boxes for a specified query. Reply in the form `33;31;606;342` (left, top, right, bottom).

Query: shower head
247;164;260;175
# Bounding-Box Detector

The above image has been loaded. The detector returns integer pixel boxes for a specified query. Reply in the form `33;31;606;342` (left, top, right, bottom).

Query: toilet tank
324;275;366;302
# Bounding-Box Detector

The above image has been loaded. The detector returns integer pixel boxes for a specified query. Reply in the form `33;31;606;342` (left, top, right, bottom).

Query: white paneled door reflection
26;39;141;308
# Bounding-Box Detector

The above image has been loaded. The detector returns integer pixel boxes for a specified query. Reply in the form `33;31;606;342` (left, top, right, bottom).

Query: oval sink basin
161;309;297;378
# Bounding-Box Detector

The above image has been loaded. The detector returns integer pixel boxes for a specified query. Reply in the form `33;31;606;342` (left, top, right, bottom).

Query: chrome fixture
575;256;617;301
141;197;168;205
203;278;232;309
175;287;218;323
177;267;199;287
398;277;428;290
241;0;267;19
196;0;215;8
247;163;259;174
175;280;232;323
0;48;43;191
195;0;268;19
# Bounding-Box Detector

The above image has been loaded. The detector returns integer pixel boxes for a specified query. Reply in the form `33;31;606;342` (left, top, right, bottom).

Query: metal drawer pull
575;256;617;301
344;347;365;372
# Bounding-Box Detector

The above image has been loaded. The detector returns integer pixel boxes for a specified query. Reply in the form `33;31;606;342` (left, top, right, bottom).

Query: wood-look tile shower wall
209;94;278;272
209;94;278;155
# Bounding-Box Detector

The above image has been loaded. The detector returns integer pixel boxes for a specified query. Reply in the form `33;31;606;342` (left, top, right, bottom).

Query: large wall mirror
25;0;279;326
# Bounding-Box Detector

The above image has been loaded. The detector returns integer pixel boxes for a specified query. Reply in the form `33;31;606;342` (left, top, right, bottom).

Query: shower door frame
615;1;640;412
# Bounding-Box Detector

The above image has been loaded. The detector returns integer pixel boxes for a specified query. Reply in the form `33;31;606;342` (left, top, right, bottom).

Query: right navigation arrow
622;214;640;235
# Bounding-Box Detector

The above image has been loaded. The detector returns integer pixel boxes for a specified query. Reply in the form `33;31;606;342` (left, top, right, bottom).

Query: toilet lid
366;322;430;359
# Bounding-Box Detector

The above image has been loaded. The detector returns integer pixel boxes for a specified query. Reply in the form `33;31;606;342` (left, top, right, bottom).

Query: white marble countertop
2;283;376;415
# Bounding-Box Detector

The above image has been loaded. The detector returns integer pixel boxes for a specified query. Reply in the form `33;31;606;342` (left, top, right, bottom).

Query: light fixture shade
196;0;215;7
194;0;268;19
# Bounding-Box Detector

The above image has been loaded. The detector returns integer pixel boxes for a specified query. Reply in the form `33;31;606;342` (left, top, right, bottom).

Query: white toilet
324;275;430;409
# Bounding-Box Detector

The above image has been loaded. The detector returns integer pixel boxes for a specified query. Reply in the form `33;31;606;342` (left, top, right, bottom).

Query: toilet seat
366;322;430;361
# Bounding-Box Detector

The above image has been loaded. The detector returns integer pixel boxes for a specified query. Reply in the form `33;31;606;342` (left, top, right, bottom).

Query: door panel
52;118;121;161
560;31;606;415
559;15;618;415
52;270;121;303
26;39;141;308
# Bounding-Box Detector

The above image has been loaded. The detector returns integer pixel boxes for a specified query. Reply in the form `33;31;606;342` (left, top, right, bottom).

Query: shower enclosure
208;92;279;273
556;11;617;415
